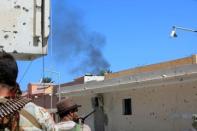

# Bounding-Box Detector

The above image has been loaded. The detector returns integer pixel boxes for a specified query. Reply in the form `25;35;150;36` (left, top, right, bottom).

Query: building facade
59;55;197;131
22;75;105;122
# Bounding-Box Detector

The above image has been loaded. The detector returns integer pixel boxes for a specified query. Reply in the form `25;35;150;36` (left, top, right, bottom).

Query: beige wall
105;55;197;80
71;95;96;131
28;83;53;95
69;80;197;131
32;94;59;109
104;81;197;131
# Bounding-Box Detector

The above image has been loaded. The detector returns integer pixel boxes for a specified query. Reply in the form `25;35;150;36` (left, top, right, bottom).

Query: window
94;97;99;107
122;98;132;115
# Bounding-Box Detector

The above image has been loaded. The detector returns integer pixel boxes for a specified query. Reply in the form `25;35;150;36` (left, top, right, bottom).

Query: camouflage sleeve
23;102;55;131
35;105;55;130
22;103;91;131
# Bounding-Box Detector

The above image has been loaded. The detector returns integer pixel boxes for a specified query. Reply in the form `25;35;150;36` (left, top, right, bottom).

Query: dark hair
0;52;18;87
59;108;78;119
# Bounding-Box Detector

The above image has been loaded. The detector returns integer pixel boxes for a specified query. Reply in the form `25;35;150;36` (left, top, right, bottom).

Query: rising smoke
52;1;110;75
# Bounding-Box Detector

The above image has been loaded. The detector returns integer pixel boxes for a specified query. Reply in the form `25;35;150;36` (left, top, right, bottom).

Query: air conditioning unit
0;0;50;60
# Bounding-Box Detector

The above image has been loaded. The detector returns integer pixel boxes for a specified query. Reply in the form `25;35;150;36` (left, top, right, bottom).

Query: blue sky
17;0;197;91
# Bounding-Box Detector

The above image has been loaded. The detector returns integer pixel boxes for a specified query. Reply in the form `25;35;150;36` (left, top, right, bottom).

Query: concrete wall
69;81;197;131
32;94;58;109
103;81;197;131
0;0;49;60
71;95;96;131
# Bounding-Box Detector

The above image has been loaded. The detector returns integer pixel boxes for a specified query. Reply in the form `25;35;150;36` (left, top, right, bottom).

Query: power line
19;61;33;84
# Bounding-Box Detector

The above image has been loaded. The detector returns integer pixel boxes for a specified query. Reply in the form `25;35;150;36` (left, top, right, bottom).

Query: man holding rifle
56;98;92;131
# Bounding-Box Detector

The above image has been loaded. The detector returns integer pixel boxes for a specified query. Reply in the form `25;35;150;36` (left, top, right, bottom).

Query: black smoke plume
51;1;110;74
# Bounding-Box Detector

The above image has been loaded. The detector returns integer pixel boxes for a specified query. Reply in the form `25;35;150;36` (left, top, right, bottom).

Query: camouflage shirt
20;102;55;131
19;102;91;131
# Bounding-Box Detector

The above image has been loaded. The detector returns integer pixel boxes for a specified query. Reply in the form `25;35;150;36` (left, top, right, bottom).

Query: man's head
0;52;19;97
56;98;81;121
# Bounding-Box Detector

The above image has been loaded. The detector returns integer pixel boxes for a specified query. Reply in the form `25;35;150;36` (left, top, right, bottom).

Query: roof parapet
105;55;197;80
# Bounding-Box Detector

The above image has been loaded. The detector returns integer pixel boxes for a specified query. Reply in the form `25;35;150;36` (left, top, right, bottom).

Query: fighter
56;98;92;131
0;52;56;130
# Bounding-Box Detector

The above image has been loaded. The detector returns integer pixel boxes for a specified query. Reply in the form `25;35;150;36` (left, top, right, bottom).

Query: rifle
74;110;96;124
76;110;96;124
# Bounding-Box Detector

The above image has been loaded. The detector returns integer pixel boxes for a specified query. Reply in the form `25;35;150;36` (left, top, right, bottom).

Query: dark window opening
123;98;132;115
92;97;99;108
94;97;99;107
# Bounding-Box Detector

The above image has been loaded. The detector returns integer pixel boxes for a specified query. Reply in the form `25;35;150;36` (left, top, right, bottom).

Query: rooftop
105;55;197;80
58;55;197;96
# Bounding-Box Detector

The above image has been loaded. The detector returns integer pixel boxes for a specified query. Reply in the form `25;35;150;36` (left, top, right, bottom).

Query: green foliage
99;70;112;76
41;77;52;83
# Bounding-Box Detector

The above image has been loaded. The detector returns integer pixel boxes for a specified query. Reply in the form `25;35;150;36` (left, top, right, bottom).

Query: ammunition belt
0;97;31;119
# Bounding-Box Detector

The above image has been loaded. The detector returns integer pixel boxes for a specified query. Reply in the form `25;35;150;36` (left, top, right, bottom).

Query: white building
59;55;197;131
0;0;50;60
84;75;105;83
